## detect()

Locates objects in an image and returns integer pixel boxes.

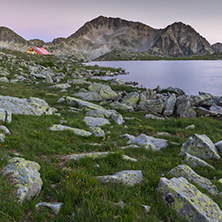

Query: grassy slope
[0,50,222,221]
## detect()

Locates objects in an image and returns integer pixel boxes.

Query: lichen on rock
[49,124,92,137]
[4,157,43,203]
[158,177,222,222]
[180,134,220,160]
[95,170,143,186]
[167,164,220,196]
[127,134,168,151]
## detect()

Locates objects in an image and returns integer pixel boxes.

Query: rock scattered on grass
[158,177,222,222]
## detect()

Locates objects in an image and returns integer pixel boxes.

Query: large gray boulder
[183,153,215,170]
[109,101,134,111]
[141,89,157,100]
[176,95,196,118]
[167,164,219,195]
[73,91,103,101]
[158,177,222,222]
[122,91,140,107]
[0,96,56,116]
[4,158,43,203]
[189,94,212,106]
[163,94,176,116]
[57,96,112,117]
[127,134,168,151]
[95,170,143,186]
[83,116,110,127]
[140,98,164,114]
[162,86,185,96]
[88,82,118,100]
[180,134,220,160]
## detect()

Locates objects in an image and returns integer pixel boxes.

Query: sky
[1,0,222,44]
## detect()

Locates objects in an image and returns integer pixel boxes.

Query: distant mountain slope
[212,43,222,53]
[0,16,221,59]
[0,26,26,44]
[150,22,214,56]
[62,16,158,59]
[52,16,214,59]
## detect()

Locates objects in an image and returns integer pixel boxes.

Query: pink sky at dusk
[1,0,222,44]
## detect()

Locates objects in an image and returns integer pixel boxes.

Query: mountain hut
[26,47,50,55]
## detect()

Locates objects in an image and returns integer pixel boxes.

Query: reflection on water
[88,60,222,96]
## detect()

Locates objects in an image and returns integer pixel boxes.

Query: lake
[87,60,222,96]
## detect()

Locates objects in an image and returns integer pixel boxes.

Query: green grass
[1,48,222,221]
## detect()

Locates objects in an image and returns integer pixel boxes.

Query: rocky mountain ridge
[0,16,221,59]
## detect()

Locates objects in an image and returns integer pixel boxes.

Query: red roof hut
[26,47,50,55]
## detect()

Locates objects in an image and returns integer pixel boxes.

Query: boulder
[95,170,143,186]
[57,96,112,117]
[176,95,196,118]
[183,153,215,170]
[4,157,43,203]
[189,94,212,106]
[127,134,168,151]
[158,177,222,222]
[0,96,56,116]
[111,78,125,85]
[140,98,164,114]
[73,91,103,101]
[111,112,124,125]
[49,124,92,137]
[88,82,118,100]
[85,110,105,118]
[140,89,157,100]
[167,164,219,195]
[122,91,140,107]
[89,126,105,137]
[138,93,147,106]
[180,134,220,160]
[109,101,134,111]
[162,86,185,96]
[163,94,176,116]
[83,116,110,127]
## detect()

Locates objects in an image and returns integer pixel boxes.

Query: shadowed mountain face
[0,16,220,59]
[0,27,26,44]
[212,43,222,53]
[63,16,158,59]
[151,22,214,56]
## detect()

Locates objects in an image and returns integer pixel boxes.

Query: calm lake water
[88,60,222,96]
